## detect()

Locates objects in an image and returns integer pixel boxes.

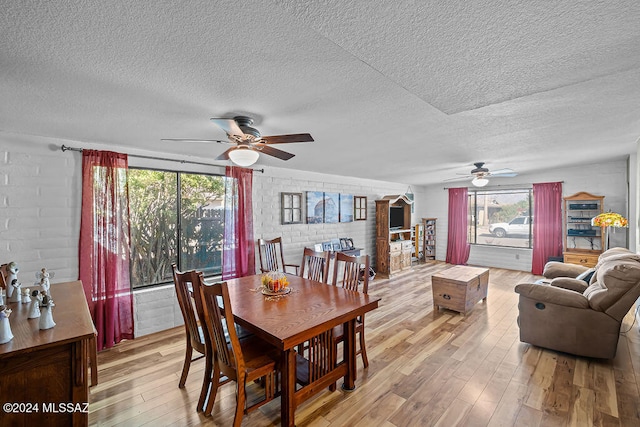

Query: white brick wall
[252,168,409,271]
[0,133,80,281]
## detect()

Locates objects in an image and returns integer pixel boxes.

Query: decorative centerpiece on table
[261,271,291,295]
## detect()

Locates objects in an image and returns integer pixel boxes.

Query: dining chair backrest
[172,264,207,358]
[258,237,285,272]
[331,252,370,294]
[199,276,243,382]
[258,237,299,274]
[299,248,330,283]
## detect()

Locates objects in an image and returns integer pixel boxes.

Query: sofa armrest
[515,283,589,309]
[542,261,590,279]
[550,277,589,293]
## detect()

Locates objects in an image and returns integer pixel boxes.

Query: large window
[128,169,226,288]
[468,189,533,248]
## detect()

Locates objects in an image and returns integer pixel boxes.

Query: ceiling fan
[447,162,518,187]
[162,116,314,167]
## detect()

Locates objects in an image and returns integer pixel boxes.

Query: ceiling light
[228,148,259,167]
[472,177,489,187]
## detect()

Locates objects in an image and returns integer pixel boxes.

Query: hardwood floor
[89,262,640,426]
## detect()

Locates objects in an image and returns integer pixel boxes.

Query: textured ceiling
[1,0,639,185]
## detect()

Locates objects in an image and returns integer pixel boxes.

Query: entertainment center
[375,195,413,278]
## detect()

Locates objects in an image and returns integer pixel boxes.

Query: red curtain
[222,166,255,279]
[531,182,563,275]
[446,187,471,265]
[79,150,134,351]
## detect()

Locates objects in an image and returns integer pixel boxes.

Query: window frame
[353,196,367,221]
[281,192,303,224]
[468,187,533,249]
[128,166,226,289]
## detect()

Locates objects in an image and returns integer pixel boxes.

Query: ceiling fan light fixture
[228,148,259,167]
[472,177,489,187]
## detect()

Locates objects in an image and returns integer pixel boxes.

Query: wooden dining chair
[299,247,330,283]
[258,237,299,274]
[330,253,371,388]
[198,276,280,424]
[172,264,217,412]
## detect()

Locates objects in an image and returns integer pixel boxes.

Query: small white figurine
[0,288,4,306]
[0,305,14,344]
[39,295,56,330]
[8,279,21,303]
[5,262,19,299]
[36,268,54,296]
[21,287,31,304]
[28,290,42,319]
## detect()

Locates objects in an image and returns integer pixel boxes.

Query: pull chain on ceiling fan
[162,115,314,167]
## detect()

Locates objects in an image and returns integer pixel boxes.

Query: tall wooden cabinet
[563,192,604,268]
[376,195,413,278]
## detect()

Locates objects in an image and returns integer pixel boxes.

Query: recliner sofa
[515,247,640,358]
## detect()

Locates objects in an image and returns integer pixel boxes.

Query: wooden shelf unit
[375,195,413,278]
[563,192,604,268]
[412,223,424,261]
[422,218,437,260]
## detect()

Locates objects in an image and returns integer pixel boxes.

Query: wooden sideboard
[0,280,95,426]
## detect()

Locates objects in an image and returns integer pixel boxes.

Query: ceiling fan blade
[261,133,314,144]
[489,168,518,177]
[444,176,470,182]
[161,138,229,144]
[210,118,244,137]
[257,144,295,160]
[215,147,235,161]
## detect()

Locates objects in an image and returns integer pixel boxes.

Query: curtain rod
[443,181,563,190]
[60,145,265,173]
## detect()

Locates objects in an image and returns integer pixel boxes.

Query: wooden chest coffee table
[432,265,489,314]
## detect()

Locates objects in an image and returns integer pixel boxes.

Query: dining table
[221,273,380,427]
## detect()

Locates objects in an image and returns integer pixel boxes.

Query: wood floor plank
[568,386,595,427]
[524,351,558,410]
[594,362,619,418]
[88,262,640,426]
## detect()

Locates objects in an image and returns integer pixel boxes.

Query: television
[389,206,405,229]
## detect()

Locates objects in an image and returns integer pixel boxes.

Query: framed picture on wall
[324,193,340,223]
[339,194,354,222]
[306,191,324,223]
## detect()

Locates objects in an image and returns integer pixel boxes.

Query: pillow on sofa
[576,268,595,284]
